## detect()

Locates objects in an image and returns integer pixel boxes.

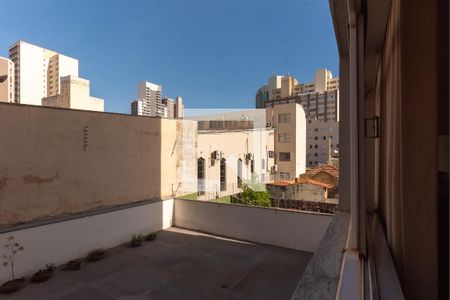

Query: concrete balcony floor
[5,227,312,300]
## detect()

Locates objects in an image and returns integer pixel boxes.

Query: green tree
[238,177,271,207]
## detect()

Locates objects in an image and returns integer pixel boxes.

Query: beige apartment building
[9,41,79,106]
[256,69,339,105]
[306,119,339,167]
[42,75,104,112]
[0,57,14,103]
[266,103,307,180]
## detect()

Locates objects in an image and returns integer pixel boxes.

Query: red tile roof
[306,164,339,178]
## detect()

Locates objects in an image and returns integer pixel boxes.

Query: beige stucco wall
[42,75,104,112]
[0,103,196,226]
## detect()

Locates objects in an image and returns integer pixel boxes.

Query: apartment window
[237,159,243,188]
[315,137,318,140]
[279,152,291,161]
[220,158,226,191]
[278,113,291,123]
[278,133,290,143]
[314,145,318,149]
[314,128,319,132]
[309,145,312,149]
[250,159,254,173]
[197,158,205,195]
[280,172,291,180]
[323,136,327,140]
[314,153,318,157]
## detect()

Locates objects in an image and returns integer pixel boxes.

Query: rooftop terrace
[5,228,312,300]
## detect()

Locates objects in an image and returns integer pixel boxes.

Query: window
[250,159,254,173]
[315,137,318,140]
[278,113,291,123]
[197,158,205,195]
[314,153,318,157]
[279,152,291,161]
[278,133,290,143]
[314,145,318,149]
[237,159,243,188]
[323,136,327,140]
[220,158,226,191]
[309,145,312,149]
[280,172,291,180]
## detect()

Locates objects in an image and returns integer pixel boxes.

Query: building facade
[42,75,104,112]
[0,57,14,103]
[197,127,275,200]
[256,69,339,122]
[266,103,307,180]
[306,119,339,167]
[8,41,78,105]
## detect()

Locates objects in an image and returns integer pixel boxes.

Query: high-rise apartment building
[162,97,175,118]
[256,69,339,122]
[131,81,184,118]
[306,119,339,167]
[8,41,78,105]
[130,81,162,117]
[0,57,14,103]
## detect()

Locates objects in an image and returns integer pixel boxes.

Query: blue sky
[0,0,338,113]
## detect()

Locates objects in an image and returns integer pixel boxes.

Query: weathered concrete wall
[174,198,332,252]
[160,118,197,198]
[267,183,327,202]
[0,103,196,226]
[0,199,174,282]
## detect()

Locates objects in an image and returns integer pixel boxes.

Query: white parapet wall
[173,199,333,253]
[0,199,174,283]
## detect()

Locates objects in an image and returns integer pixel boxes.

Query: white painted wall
[0,199,173,282]
[174,199,332,253]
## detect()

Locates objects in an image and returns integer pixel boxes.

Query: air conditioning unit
[271,165,278,173]
[266,121,272,127]
[211,150,223,161]
[245,153,254,161]
[211,150,219,160]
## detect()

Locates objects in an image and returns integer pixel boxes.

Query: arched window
[197,158,205,195]
[220,158,226,191]
[237,158,243,188]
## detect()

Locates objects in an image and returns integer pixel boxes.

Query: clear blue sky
[0,0,338,113]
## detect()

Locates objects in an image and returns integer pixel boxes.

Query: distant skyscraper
[256,68,339,121]
[130,81,163,117]
[162,97,175,118]
[0,57,14,103]
[131,81,184,119]
[175,96,184,119]
[8,40,79,105]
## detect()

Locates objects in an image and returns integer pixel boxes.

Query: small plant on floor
[87,248,106,261]
[64,259,82,271]
[145,232,157,241]
[0,236,26,294]
[31,262,56,283]
[129,234,145,247]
